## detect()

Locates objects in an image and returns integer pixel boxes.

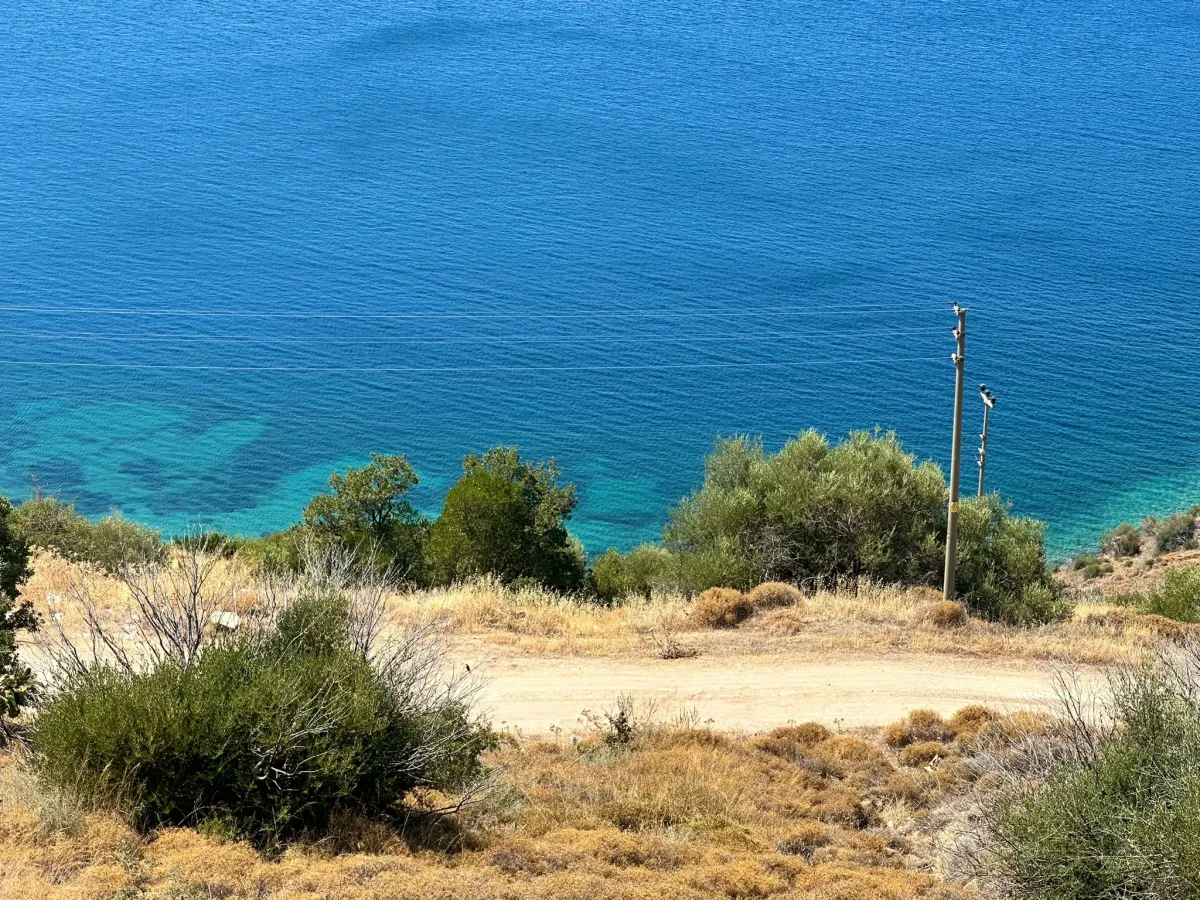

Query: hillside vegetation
[3,430,1062,626]
[5,428,1200,898]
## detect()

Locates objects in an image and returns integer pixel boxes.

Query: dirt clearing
[459,643,1091,735]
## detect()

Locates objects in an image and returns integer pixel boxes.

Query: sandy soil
[454,641,1095,735]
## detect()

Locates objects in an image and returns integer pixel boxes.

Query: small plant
[584,694,654,748]
[1140,566,1200,622]
[1102,523,1142,558]
[644,610,698,660]
[1153,513,1197,555]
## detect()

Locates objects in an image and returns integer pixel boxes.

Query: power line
[0,327,946,346]
[0,355,945,374]
[0,303,945,321]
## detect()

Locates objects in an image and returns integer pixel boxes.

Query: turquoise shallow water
[1,0,1199,559]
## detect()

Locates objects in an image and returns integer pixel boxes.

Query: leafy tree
[428,447,585,592]
[661,430,1061,622]
[665,430,945,590]
[0,496,35,721]
[953,493,1066,624]
[302,454,429,582]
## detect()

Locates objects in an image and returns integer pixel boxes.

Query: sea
[2,0,1198,560]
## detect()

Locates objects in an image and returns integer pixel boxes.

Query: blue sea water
[1,0,1198,559]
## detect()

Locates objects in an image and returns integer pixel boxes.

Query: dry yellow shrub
[692,588,754,628]
[917,601,968,629]
[755,723,831,760]
[898,741,952,768]
[909,585,944,604]
[0,708,1003,900]
[947,705,993,742]
[776,820,834,857]
[748,581,804,610]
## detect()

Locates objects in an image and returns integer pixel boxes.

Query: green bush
[662,430,1061,622]
[1141,566,1200,623]
[33,591,495,846]
[987,659,1200,898]
[0,495,35,720]
[427,447,585,592]
[1154,513,1197,555]
[664,430,946,591]
[9,496,163,573]
[953,494,1067,624]
[1102,523,1142,558]
[588,544,676,603]
[235,528,306,574]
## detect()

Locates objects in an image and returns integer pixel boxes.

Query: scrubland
[0,699,1061,900]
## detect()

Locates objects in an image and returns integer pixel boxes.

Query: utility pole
[977,384,996,497]
[943,304,967,602]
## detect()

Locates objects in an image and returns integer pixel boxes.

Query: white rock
[209,610,241,631]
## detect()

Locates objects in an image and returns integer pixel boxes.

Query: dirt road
[460,646,1092,735]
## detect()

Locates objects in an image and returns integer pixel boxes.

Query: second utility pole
[943,304,967,602]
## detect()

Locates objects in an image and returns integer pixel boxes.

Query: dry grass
[16,554,1169,668]
[0,701,1065,900]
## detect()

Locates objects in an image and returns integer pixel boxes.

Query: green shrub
[947,494,1067,625]
[236,528,305,574]
[0,495,34,721]
[589,544,676,603]
[1141,566,1200,623]
[986,659,1200,898]
[428,447,585,592]
[665,430,945,590]
[172,531,239,558]
[1073,555,1099,571]
[1103,523,1142,558]
[33,591,495,847]
[10,496,163,574]
[661,431,1060,622]
[1154,513,1197,555]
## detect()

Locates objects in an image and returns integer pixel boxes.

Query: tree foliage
[664,430,946,589]
[302,454,429,582]
[427,447,585,592]
[656,430,1062,622]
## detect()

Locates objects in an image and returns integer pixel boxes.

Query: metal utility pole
[977,384,996,497]
[943,304,967,602]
